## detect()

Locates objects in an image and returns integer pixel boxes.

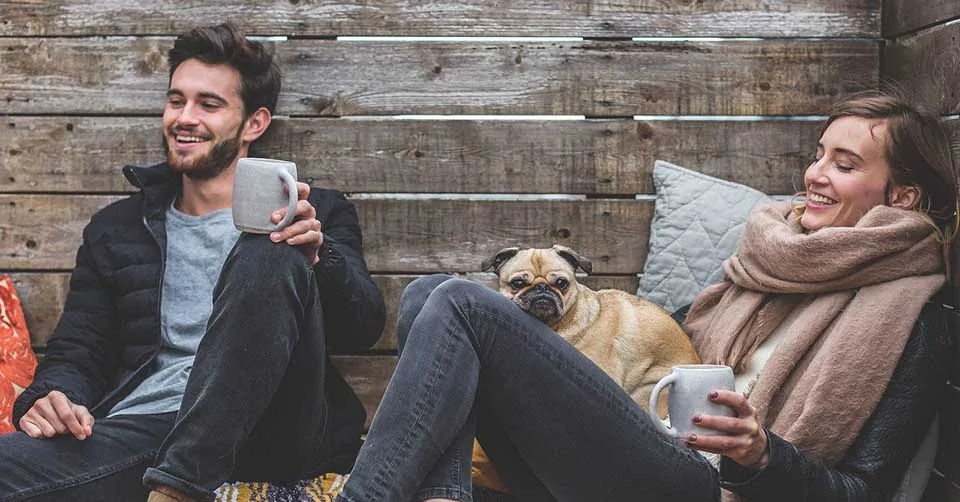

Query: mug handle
[274,169,299,231]
[648,371,677,437]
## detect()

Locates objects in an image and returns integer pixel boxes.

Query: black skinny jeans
[0,234,332,502]
[338,275,720,502]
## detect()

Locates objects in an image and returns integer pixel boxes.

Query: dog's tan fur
[482,245,701,416]
[471,245,701,493]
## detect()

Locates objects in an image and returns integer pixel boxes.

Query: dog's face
[481,245,592,326]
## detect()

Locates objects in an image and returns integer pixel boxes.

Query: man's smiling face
[161,59,247,180]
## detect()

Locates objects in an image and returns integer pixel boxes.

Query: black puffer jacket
[718,289,956,501]
[13,162,386,471]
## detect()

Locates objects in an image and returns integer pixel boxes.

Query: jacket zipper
[90,173,166,416]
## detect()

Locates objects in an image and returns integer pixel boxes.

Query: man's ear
[241,107,272,145]
[889,184,921,210]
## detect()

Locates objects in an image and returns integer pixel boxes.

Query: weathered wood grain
[883,0,960,38]
[0,0,879,38]
[0,116,815,195]
[950,119,960,177]
[0,38,879,116]
[11,272,639,350]
[0,195,652,273]
[0,195,115,270]
[329,355,396,428]
[883,22,960,116]
[8,273,71,348]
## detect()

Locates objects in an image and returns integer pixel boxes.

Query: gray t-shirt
[108,202,240,417]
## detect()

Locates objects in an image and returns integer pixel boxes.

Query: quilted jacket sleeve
[310,189,386,352]
[13,230,122,426]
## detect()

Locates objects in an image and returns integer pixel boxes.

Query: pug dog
[470,245,701,493]
[480,244,701,413]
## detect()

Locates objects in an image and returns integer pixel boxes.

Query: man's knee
[224,234,312,283]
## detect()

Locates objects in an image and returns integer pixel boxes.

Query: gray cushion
[637,160,772,313]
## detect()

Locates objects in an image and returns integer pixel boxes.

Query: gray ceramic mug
[648,364,736,438]
[232,157,299,234]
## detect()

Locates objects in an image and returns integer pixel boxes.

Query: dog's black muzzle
[519,284,563,323]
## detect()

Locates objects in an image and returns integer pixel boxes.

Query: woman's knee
[431,277,503,308]
[397,277,506,350]
[397,275,457,349]
[399,275,456,315]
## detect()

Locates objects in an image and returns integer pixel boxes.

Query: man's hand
[19,390,94,440]
[270,182,323,266]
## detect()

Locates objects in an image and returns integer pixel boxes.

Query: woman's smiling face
[801,116,896,231]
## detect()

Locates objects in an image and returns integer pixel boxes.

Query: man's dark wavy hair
[168,23,281,117]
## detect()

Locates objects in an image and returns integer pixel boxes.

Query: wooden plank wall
[884,2,960,499]
[1,1,880,426]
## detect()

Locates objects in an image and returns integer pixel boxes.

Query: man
[1,23,385,502]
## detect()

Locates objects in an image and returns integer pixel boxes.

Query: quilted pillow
[0,275,38,434]
[637,160,772,313]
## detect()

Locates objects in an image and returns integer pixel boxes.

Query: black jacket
[13,162,386,472]
[718,289,956,501]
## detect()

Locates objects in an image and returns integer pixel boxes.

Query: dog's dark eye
[555,277,569,290]
[510,278,526,289]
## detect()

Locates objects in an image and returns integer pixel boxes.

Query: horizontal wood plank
[0,0,879,38]
[0,116,815,195]
[9,273,71,348]
[0,38,879,116]
[883,22,960,115]
[0,195,652,273]
[329,355,396,428]
[883,0,960,38]
[950,120,960,176]
[11,272,639,350]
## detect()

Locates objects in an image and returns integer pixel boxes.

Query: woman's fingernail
[687,434,698,443]
[709,391,719,399]
[692,414,702,424]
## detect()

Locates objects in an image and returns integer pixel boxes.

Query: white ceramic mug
[648,364,736,438]
[232,157,299,234]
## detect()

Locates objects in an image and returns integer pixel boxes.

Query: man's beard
[163,129,242,180]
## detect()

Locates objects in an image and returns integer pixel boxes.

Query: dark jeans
[338,275,720,502]
[0,234,332,502]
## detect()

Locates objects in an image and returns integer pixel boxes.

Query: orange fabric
[0,275,38,434]
[472,440,510,494]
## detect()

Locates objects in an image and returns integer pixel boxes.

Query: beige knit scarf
[684,202,944,469]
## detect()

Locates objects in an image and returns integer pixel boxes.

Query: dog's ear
[552,245,593,274]
[481,247,521,274]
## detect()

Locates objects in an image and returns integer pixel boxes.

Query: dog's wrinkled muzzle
[518,285,563,323]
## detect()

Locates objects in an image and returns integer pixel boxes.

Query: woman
[336,92,959,502]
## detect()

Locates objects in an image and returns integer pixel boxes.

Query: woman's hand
[684,389,769,470]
